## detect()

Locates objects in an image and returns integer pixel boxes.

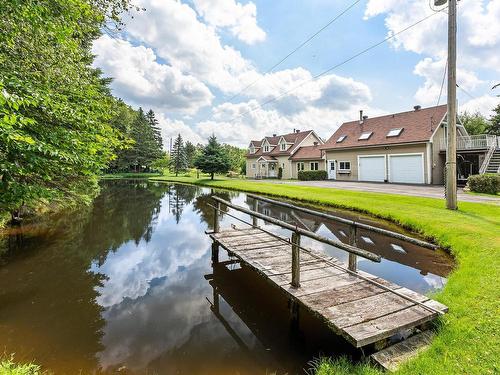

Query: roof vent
[363,115,368,120]
[414,105,421,111]
[359,110,364,124]
[296,129,300,133]
[313,141,318,146]
[273,133,277,137]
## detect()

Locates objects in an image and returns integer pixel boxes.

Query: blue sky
[92,0,500,147]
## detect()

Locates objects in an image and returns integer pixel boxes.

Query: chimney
[296,129,300,133]
[359,110,364,124]
[414,105,421,111]
[273,133,277,137]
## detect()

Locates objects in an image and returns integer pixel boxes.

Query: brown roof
[246,130,316,158]
[321,105,447,150]
[289,145,323,160]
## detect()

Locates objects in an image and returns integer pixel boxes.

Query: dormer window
[249,146,255,154]
[264,145,270,153]
[387,128,403,137]
[358,131,373,140]
[280,142,287,151]
[337,135,347,143]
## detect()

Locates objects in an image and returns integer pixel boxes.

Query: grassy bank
[100,172,162,179]
[151,175,499,375]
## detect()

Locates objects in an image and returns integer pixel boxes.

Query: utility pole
[445,0,457,210]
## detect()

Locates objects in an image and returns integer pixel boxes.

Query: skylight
[337,135,347,143]
[358,132,373,140]
[387,128,403,137]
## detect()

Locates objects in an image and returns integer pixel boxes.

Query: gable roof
[246,130,318,158]
[321,105,447,150]
[289,145,324,160]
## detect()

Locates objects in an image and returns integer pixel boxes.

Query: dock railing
[210,195,383,288]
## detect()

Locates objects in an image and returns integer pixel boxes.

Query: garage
[389,154,424,184]
[358,155,386,182]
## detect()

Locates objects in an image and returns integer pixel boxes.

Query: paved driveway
[253,179,499,204]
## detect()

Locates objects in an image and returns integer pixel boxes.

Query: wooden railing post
[348,225,358,272]
[252,199,258,227]
[291,231,301,288]
[213,201,220,233]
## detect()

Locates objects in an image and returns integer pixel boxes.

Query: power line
[436,58,447,106]
[456,84,476,100]
[229,8,447,122]
[224,0,363,103]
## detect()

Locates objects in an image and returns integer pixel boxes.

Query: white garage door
[358,156,386,182]
[389,154,424,184]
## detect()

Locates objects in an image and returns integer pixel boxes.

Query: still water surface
[0,181,453,374]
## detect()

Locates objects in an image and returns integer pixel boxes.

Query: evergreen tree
[146,109,163,151]
[194,135,231,179]
[169,134,188,176]
[185,141,197,168]
[488,104,500,135]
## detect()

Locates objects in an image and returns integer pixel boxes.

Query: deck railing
[439,134,497,151]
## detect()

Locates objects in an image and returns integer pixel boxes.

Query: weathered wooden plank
[325,291,429,329]
[344,305,438,347]
[370,331,435,372]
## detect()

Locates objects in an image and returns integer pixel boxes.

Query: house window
[337,135,347,143]
[387,128,403,137]
[249,146,255,154]
[264,145,270,152]
[280,142,287,151]
[359,131,373,140]
[338,161,351,171]
[297,162,304,171]
[310,162,319,170]
[251,163,256,169]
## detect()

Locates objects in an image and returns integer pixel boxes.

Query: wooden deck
[210,227,448,348]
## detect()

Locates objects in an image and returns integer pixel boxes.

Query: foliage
[151,175,500,375]
[169,134,188,176]
[222,144,247,173]
[467,174,499,195]
[0,357,45,375]
[298,170,328,180]
[0,0,134,219]
[194,135,231,179]
[111,107,163,172]
[278,167,283,179]
[460,111,490,135]
[489,104,500,135]
[150,152,170,172]
[184,141,201,168]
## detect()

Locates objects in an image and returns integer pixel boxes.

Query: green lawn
[100,172,163,179]
[150,175,500,375]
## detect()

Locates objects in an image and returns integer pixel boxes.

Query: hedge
[467,173,499,195]
[298,170,327,181]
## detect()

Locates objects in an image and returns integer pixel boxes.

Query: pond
[0,181,453,375]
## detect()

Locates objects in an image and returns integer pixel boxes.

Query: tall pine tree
[146,109,163,151]
[194,135,231,179]
[169,134,188,176]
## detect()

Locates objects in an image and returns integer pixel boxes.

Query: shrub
[298,170,327,181]
[467,173,499,195]
[278,167,283,179]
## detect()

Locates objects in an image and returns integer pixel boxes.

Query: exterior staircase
[485,149,500,174]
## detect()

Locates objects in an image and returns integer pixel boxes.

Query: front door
[328,160,336,179]
[269,163,276,177]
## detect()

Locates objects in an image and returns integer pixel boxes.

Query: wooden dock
[209,223,448,348]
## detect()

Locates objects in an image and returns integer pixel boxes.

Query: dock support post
[213,201,220,233]
[291,231,301,288]
[252,199,258,227]
[211,242,219,264]
[349,225,358,272]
